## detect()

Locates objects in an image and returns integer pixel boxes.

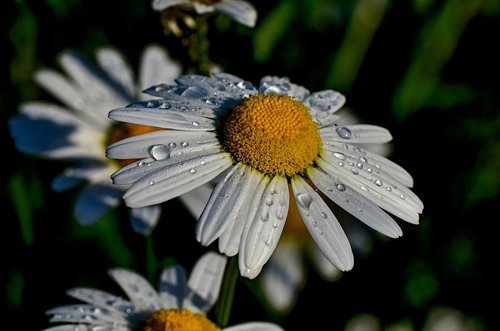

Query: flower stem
[215,256,239,328]
[145,235,158,283]
[186,15,211,75]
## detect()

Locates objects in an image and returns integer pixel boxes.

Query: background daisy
[8,44,198,234]
[42,251,284,331]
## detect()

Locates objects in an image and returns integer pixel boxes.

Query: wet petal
[139,44,181,93]
[151,0,189,11]
[196,164,258,247]
[291,177,354,271]
[46,304,126,326]
[240,175,289,273]
[321,124,393,144]
[66,287,135,316]
[123,153,232,208]
[108,105,216,131]
[224,322,285,331]
[96,47,135,99]
[108,269,161,313]
[308,167,403,238]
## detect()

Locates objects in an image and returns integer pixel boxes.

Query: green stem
[215,256,239,328]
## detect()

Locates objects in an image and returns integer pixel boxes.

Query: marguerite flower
[152,0,257,28]
[106,73,424,278]
[42,252,283,331]
[9,44,198,234]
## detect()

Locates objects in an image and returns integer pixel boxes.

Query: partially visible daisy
[9,44,193,234]
[152,0,257,32]
[106,73,424,278]
[42,252,284,331]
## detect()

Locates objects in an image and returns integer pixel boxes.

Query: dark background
[2,0,499,330]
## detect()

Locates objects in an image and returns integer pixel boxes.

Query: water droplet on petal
[296,193,313,210]
[265,197,273,206]
[149,144,170,160]
[192,121,200,127]
[400,194,406,200]
[159,102,171,109]
[261,212,269,222]
[336,183,346,191]
[336,126,352,139]
[149,180,155,186]
[338,161,344,167]
[181,141,189,147]
[169,142,177,148]
[200,160,206,165]
[190,168,197,174]
[375,179,383,186]
[333,152,346,160]
[138,161,146,167]
[321,212,328,218]
[351,168,359,175]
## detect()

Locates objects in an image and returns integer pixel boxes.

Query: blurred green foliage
[2,0,499,330]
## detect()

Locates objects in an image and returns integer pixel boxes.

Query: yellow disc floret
[221,94,321,176]
[141,308,221,331]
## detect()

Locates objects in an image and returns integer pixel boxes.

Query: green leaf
[9,173,34,246]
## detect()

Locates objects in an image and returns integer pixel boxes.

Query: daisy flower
[106,73,424,278]
[9,44,195,234]
[42,252,283,331]
[152,0,257,28]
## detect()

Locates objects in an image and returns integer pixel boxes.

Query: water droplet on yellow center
[141,308,221,331]
[106,123,161,166]
[221,94,321,176]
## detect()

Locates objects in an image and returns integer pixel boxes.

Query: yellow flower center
[141,308,221,331]
[106,123,161,167]
[221,94,321,176]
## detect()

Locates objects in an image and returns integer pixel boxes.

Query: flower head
[8,44,192,234]
[42,252,283,331]
[152,0,257,30]
[107,73,424,278]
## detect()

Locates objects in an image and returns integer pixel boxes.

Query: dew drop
[333,152,346,160]
[261,212,269,222]
[336,126,352,139]
[200,160,206,165]
[149,144,170,160]
[276,210,285,220]
[265,197,273,206]
[190,168,197,174]
[400,194,406,200]
[359,157,367,163]
[146,101,156,108]
[192,121,200,127]
[296,193,313,210]
[149,180,155,186]
[367,168,373,173]
[321,212,328,219]
[159,102,171,109]
[325,187,333,192]
[169,142,177,148]
[181,141,189,147]
[138,161,146,167]
[351,168,359,175]
[338,161,344,167]
[374,179,383,186]
[356,163,363,169]
[386,186,392,191]
[272,222,278,228]
[336,183,346,191]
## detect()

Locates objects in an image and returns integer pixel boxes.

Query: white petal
[42,325,94,331]
[184,251,227,313]
[74,183,123,225]
[321,124,393,144]
[224,322,285,331]
[193,2,215,14]
[322,138,414,187]
[158,265,187,309]
[304,90,346,127]
[213,72,259,98]
[66,287,135,315]
[123,153,232,208]
[139,44,181,93]
[215,0,258,27]
[196,164,258,247]
[308,167,403,238]
[130,205,162,235]
[46,304,126,325]
[217,169,264,256]
[106,130,219,160]
[241,176,289,272]
[52,163,112,192]
[10,102,103,160]
[108,106,216,131]
[291,177,354,271]
[151,0,189,11]
[261,242,304,311]
[318,154,422,224]
[259,76,309,100]
[96,47,135,99]
[108,269,161,312]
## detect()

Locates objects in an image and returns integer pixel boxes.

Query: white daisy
[42,251,284,331]
[8,44,194,234]
[152,0,257,28]
[106,73,424,278]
